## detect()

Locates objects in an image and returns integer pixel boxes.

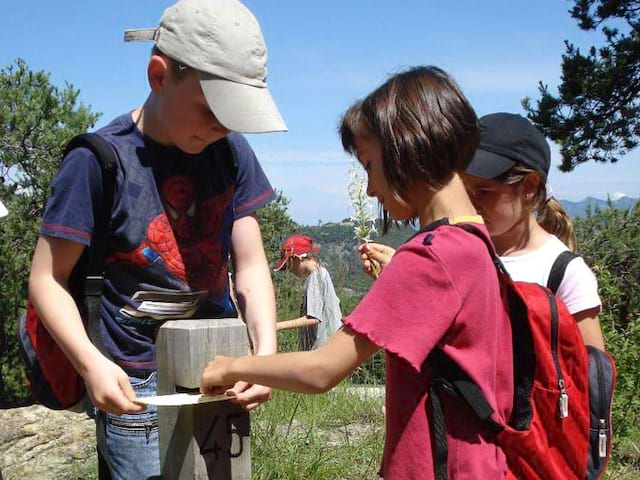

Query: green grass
[251,383,385,480]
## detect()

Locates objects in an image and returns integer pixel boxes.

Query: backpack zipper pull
[598,419,607,458]
[558,379,569,418]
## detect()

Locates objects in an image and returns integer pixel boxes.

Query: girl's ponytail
[500,166,577,252]
[537,197,577,252]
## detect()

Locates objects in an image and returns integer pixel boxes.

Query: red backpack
[425,223,616,479]
[16,133,118,409]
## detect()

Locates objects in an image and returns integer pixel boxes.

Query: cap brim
[0,200,7,218]
[466,148,516,179]
[273,256,288,272]
[199,73,287,134]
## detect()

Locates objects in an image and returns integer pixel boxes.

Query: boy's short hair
[340,66,479,197]
[125,0,287,134]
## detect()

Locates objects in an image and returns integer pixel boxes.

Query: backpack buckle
[84,275,104,297]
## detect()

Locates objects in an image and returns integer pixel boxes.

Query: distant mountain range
[298,196,637,303]
[559,196,638,218]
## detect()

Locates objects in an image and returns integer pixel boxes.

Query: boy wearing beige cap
[27,0,285,478]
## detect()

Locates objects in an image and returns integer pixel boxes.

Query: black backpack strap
[425,349,504,479]
[424,222,508,479]
[546,250,579,295]
[63,133,118,351]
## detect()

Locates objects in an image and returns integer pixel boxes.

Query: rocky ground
[0,405,96,480]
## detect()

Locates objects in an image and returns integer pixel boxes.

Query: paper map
[134,392,235,407]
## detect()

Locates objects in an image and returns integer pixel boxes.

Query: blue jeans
[95,372,160,480]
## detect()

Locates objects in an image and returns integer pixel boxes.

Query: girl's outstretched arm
[201,326,379,395]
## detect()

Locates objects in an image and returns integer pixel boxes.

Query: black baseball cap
[466,112,551,181]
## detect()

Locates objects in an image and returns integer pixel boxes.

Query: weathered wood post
[157,318,251,479]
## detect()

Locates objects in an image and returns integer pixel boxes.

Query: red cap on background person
[273,234,320,272]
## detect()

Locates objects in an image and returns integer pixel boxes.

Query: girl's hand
[201,355,237,396]
[358,242,396,278]
[226,381,272,411]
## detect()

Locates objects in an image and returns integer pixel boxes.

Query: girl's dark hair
[498,166,577,251]
[151,46,192,80]
[340,66,479,233]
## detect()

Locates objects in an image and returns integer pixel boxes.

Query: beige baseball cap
[124,0,287,133]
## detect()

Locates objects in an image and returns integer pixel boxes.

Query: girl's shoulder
[398,222,496,277]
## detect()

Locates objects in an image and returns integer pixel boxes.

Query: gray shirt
[299,265,343,350]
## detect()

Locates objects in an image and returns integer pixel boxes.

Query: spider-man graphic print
[40,114,276,375]
[108,176,233,320]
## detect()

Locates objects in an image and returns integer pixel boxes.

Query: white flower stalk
[348,163,380,278]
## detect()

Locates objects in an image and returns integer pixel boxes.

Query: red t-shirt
[344,222,514,479]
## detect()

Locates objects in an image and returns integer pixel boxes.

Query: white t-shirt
[500,234,601,315]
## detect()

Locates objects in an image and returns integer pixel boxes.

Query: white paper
[134,392,235,407]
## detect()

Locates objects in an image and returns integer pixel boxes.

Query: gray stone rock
[0,405,96,480]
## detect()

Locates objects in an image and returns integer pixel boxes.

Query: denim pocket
[106,371,158,439]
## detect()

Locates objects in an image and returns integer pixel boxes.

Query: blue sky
[3,1,639,225]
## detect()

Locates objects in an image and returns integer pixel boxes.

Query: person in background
[273,234,342,350]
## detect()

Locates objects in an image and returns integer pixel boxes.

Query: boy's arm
[276,316,319,331]
[202,326,379,394]
[28,236,143,414]
[229,213,277,409]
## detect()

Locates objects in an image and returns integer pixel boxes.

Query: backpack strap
[424,221,509,479]
[546,250,579,295]
[425,349,504,479]
[63,133,118,352]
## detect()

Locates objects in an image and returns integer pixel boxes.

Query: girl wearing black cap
[462,112,604,351]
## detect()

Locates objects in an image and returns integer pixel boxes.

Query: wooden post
[157,318,251,480]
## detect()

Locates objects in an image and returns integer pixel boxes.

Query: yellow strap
[449,215,484,225]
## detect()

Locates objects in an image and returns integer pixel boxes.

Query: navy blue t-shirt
[40,113,276,376]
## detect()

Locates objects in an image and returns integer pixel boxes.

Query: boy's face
[463,175,527,237]
[354,135,413,221]
[156,67,231,154]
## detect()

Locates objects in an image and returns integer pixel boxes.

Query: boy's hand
[358,242,396,278]
[201,355,272,411]
[83,356,145,415]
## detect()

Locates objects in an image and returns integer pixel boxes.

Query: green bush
[575,202,640,469]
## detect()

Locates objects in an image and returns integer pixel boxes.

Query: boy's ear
[147,54,171,92]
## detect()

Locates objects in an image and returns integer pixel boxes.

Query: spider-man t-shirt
[40,113,276,376]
